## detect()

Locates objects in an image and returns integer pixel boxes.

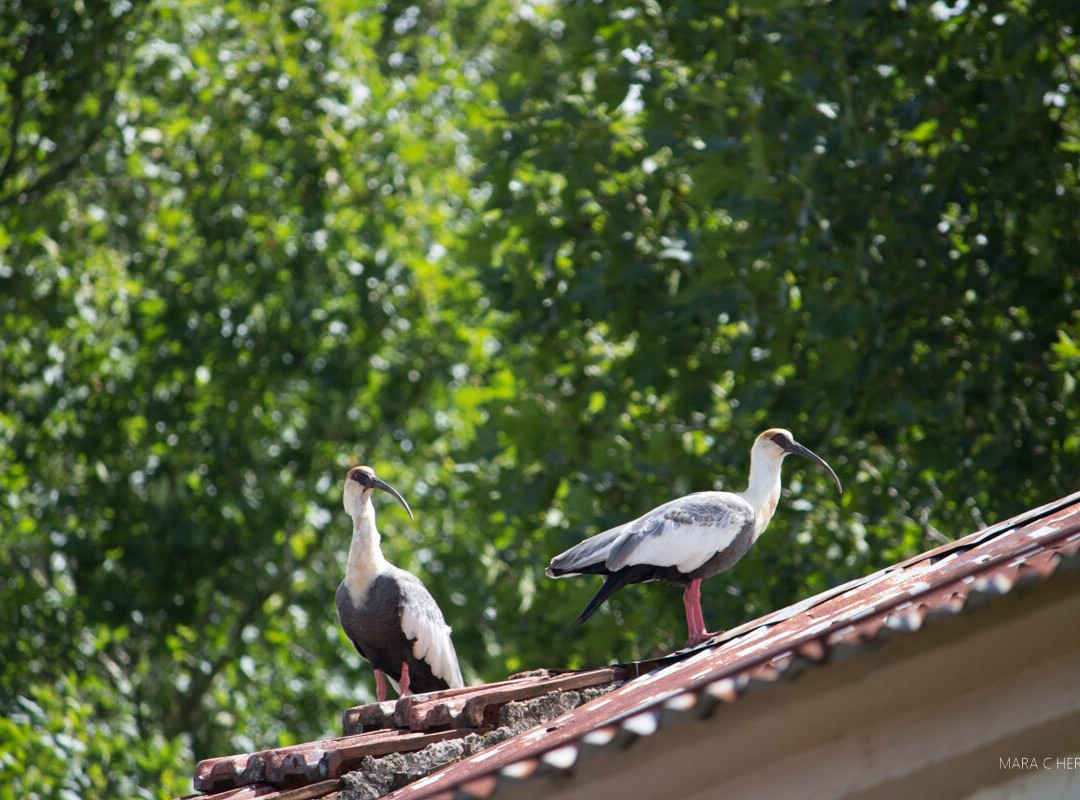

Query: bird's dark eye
[771,433,789,446]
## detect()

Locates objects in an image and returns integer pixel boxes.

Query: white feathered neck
[738,439,787,540]
[345,493,390,606]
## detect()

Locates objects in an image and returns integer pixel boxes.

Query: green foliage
[0,0,135,208]
[461,0,1080,656]
[1,0,1078,796]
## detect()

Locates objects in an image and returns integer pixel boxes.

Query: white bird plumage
[400,587,464,688]
[547,428,841,646]
[572,492,753,575]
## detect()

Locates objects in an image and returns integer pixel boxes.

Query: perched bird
[337,465,464,701]
[546,429,842,647]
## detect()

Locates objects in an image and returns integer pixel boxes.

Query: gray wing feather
[547,526,627,575]
[551,492,754,576]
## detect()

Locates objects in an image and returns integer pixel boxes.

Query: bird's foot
[685,629,723,648]
[398,661,411,697]
[374,669,388,703]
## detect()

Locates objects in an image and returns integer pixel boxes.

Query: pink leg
[690,579,707,633]
[398,661,411,697]
[374,669,388,703]
[683,583,704,643]
[683,578,722,647]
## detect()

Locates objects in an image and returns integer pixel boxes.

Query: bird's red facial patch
[348,465,376,484]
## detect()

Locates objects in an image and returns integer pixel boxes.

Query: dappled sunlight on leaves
[2,0,1079,796]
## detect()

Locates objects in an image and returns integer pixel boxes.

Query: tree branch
[0,82,120,208]
[0,29,40,194]
[171,532,326,738]
[0,4,145,209]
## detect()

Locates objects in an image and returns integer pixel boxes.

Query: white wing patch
[605,493,754,573]
[400,601,465,689]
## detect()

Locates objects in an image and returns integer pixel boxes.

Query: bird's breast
[345,563,385,609]
[753,497,779,539]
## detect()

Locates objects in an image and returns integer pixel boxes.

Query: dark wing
[336,581,370,657]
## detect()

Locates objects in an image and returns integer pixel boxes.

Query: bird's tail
[574,570,639,625]
[547,528,625,578]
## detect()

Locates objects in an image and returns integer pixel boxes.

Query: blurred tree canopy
[1,1,1077,796]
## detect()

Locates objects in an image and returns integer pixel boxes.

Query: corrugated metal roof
[182,490,1080,800]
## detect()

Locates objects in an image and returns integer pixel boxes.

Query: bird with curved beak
[547,429,842,647]
[337,465,464,701]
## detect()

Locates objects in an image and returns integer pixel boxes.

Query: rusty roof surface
[187,669,629,797]
[183,490,1080,800]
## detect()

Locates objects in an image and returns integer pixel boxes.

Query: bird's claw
[685,630,723,648]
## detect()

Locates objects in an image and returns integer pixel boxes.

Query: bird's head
[755,428,842,492]
[343,465,414,520]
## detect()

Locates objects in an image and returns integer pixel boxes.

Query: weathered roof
[182,490,1080,800]
[189,669,630,797]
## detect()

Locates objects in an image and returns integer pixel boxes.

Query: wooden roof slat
[250,779,342,800]
[341,669,620,735]
[323,728,476,777]
[187,783,279,800]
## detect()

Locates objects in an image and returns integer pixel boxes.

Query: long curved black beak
[372,476,414,520]
[787,440,843,493]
